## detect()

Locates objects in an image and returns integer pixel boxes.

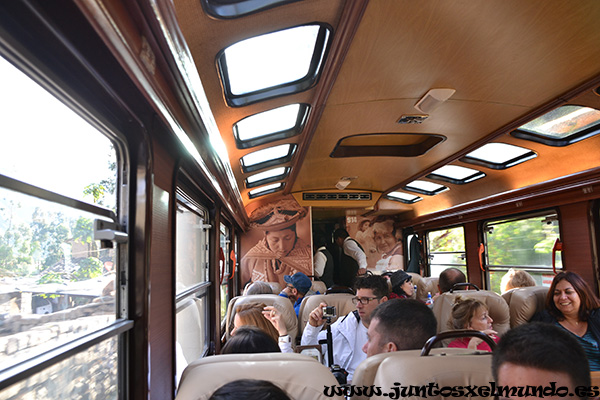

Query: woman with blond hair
[447,296,499,351]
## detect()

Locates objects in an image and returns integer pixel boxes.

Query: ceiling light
[335,176,356,190]
[414,88,456,113]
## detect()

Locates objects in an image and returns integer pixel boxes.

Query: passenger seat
[297,293,355,337]
[176,353,343,400]
[502,285,548,327]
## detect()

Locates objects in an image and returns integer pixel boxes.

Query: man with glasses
[300,274,389,382]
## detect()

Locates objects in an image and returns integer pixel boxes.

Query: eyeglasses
[351,296,381,305]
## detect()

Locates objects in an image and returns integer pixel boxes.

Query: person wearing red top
[447,296,499,351]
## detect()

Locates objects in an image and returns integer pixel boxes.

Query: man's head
[362,299,436,357]
[352,275,390,324]
[438,267,467,293]
[492,322,590,399]
[333,228,349,247]
[283,272,311,300]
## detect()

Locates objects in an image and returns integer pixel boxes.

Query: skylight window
[248,182,284,198]
[201,0,300,19]
[240,144,296,173]
[427,165,485,185]
[245,167,289,188]
[404,180,448,196]
[217,24,331,107]
[234,104,309,149]
[512,105,600,146]
[460,143,536,170]
[386,191,422,204]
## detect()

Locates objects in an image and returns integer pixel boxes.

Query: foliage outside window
[427,226,467,279]
[484,213,561,293]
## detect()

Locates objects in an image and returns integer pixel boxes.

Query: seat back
[267,281,281,294]
[408,272,427,301]
[176,353,343,400]
[311,280,327,294]
[502,285,548,327]
[352,348,494,400]
[225,294,298,340]
[298,293,356,336]
[432,289,510,335]
[423,276,439,297]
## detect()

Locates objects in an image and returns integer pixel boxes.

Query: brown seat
[224,294,298,341]
[297,293,356,337]
[432,289,510,336]
[352,348,494,400]
[175,353,343,400]
[502,285,548,327]
[423,276,439,297]
[310,280,328,294]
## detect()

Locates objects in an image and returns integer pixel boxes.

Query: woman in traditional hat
[241,199,312,288]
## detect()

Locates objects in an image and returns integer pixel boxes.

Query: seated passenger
[362,298,437,357]
[438,267,466,294]
[233,303,291,353]
[221,326,280,354]
[208,379,291,400]
[300,274,389,382]
[388,270,415,299]
[447,296,498,351]
[492,322,591,400]
[500,268,536,294]
[531,271,600,371]
[278,272,316,316]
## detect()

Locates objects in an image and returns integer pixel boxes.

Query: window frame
[460,142,537,170]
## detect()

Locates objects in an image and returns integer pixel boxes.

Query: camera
[322,305,336,318]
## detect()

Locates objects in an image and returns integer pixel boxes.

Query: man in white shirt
[300,275,389,382]
[333,228,368,287]
[313,234,334,288]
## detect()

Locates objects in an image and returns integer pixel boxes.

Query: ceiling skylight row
[217,22,332,198]
[386,104,600,205]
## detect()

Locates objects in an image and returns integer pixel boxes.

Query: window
[175,189,210,387]
[240,144,296,173]
[248,182,285,198]
[427,227,467,279]
[217,24,331,107]
[234,104,309,149]
[220,223,231,323]
[200,0,300,19]
[385,191,422,204]
[0,55,127,397]
[404,180,448,196]
[512,105,600,146]
[460,143,536,170]
[427,165,485,185]
[484,212,561,294]
[245,167,289,189]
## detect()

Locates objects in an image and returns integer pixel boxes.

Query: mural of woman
[371,216,404,271]
[241,199,312,288]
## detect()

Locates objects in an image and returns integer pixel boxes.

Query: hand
[357,268,367,275]
[308,302,327,327]
[263,305,287,336]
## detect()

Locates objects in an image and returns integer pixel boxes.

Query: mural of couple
[240,196,403,289]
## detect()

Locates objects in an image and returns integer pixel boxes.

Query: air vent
[397,114,429,124]
[302,192,372,201]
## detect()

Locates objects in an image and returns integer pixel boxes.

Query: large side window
[0,55,128,398]
[484,212,561,293]
[174,189,210,386]
[426,226,467,279]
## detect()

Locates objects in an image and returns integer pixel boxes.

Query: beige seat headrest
[267,282,281,294]
[311,280,328,294]
[225,294,298,341]
[298,293,356,336]
[408,272,427,301]
[176,353,343,400]
[352,348,494,400]
[432,290,510,336]
[502,285,548,327]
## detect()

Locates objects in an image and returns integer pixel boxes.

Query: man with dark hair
[362,299,437,357]
[209,379,291,400]
[333,228,368,287]
[438,267,467,294]
[301,274,389,382]
[492,322,591,400]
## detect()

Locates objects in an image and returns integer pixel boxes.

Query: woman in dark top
[532,271,600,370]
